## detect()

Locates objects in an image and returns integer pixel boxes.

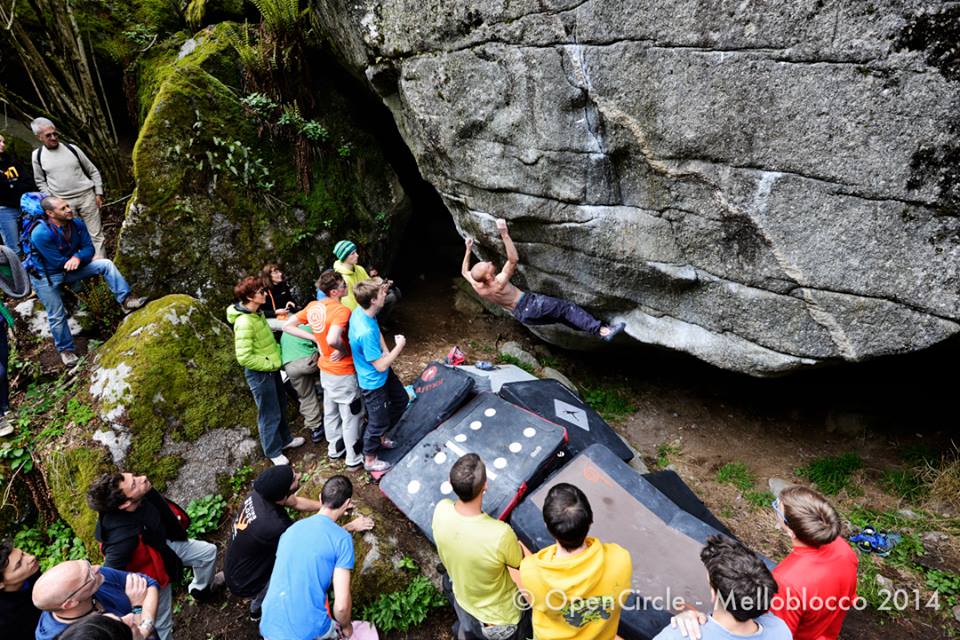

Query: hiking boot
[0,416,13,438]
[310,427,324,444]
[270,454,290,466]
[60,351,79,366]
[282,436,305,450]
[189,572,224,603]
[122,295,148,312]
[363,458,391,473]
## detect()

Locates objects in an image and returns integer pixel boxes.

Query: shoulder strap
[65,144,92,181]
[33,147,46,182]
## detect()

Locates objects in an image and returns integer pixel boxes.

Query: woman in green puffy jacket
[227,276,304,465]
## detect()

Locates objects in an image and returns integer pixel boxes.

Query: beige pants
[64,188,104,259]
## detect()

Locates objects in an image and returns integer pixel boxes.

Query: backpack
[32,143,91,182]
[18,191,52,282]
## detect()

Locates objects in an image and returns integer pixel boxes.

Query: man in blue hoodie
[28,196,146,366]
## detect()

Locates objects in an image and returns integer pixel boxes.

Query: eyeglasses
[62,563,99,603]
[771,498,789,525]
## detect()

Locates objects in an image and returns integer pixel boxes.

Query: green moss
[43,447,111,556]
[93,295,255,488]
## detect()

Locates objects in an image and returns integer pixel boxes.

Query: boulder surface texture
[314,1,960,375]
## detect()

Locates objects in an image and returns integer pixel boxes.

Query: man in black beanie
[223,465,374,621]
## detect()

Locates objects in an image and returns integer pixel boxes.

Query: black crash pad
[642,470,733,537]
[498,379,634,462]
[381,393,567,543]
[510,444,736,640]
[380,363,475,465]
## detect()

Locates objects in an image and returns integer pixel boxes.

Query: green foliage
[582,385,636,421]
[398,555,417,571]
[882,468,928,502]
[72,280,126,337]
[14,520,87,571]
[886,533,924,569]
[250,0,303,34]
[796,453,863,495]
[186,494,228,538]
[855,556,891,615]
[358,575,446,632]
[163,108,275,192]
[846,505,939,535]
[496,354,536,375]
[240,92,279,118]
[66,399,96,427]
[656,441,681,468]
[229,465,256,495]
[745,490,776,508]
[186,0,208,29]
[925,568,960,607]
[716,462,755,491]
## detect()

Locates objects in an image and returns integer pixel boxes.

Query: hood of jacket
[226,302,254,325]
[529,537,608,595]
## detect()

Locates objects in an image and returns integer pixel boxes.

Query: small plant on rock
[186,494,227,538]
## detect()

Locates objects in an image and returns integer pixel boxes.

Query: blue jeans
[29,259,132,353]
[511,291,602,335]
[244,369,292,458]
[0,206,18,250]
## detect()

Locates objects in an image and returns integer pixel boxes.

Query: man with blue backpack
[24,195,146,365]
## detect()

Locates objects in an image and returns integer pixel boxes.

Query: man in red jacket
[768,486,858,640]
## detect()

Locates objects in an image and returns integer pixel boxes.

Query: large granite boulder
[313,1,960,375]
[117,22,411,309]
[37,295,257,552]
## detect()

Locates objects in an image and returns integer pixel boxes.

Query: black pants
[360,368,406,456]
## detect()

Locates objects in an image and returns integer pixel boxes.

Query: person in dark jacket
[28,196,146,366]
[0,133,32,249]
[259,263,298,331]
[0,540,41,640]
[87,472,224,640]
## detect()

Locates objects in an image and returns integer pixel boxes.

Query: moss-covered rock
[117,21,411,309]
[36,294,258,553]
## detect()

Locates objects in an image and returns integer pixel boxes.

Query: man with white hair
[32,559,159,640]
[30,118,107,258]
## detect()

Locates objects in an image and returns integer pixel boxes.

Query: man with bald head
[27,196,146,366]
[462,218,625,341]
[32,560,158,640]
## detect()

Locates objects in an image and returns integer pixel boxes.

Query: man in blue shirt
[260,475,371,640]
[28,196,146,366]
[347,278,407,473]
[32,560,159,640]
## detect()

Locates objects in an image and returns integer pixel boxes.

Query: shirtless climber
[462,218,625,341]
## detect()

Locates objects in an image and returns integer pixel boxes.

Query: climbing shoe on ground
[60,351,79,366]
[310,427,324,444]
[601,322,626,342]
[270,454,289,466]
[283,436,305,450]
[363,458,391,473]
[122,295,148,312]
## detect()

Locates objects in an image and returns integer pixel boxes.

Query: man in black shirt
[224,465,373,621]
[87,472,223,640]
[0,540,41,640]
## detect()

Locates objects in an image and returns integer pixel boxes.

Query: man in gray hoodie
[31,118,106,259]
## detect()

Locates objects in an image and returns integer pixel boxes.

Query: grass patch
[496,354,537,375]
[882,468,929,502]
[745,490,776,509]
[655,441,681,469]
[796,452,863,495]
[583,385,637,421]
[716,462,755,491]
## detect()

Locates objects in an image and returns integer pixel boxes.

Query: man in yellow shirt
[432,454,530,640]
[520,483,632,640]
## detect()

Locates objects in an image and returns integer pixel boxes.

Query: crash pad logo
[559,594,614,627]
[554,399,589,431]
[421,365,438,382]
